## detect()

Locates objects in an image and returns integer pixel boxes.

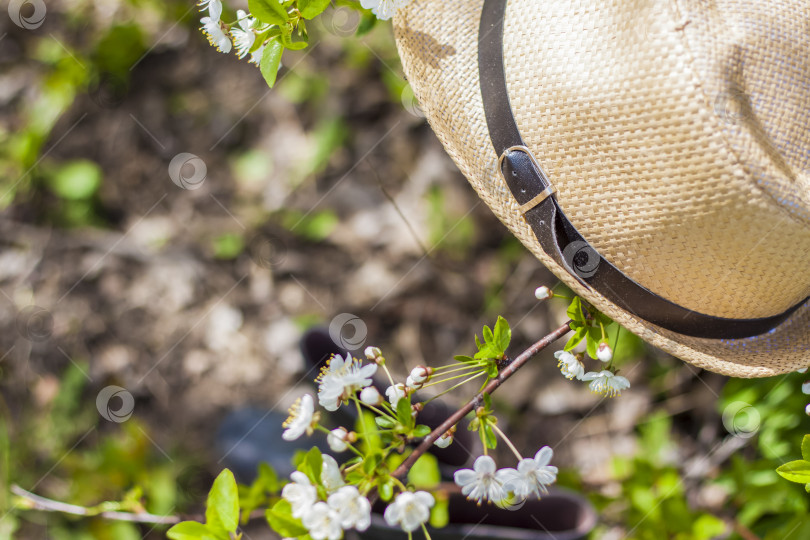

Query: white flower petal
[534,446,553,466]
[474,455,497,474]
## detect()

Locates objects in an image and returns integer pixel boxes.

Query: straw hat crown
[395,0,810,377]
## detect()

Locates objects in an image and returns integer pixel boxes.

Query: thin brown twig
[391,320,572,480]
[11,484,269,526]
[11,484,180,525]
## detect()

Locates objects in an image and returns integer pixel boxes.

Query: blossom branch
[10,484,181,525]
[391,320,572,480]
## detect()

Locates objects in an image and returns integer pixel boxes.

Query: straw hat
[393,0,810,377]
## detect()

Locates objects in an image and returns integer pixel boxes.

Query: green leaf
[776,460,810,483]
[167,521,211,540]
[802,434,810,461]
[564,326,587,352]
[483,393,492,411]
[430,495,449,528]
[266,500,308,538]
[356,12,377,36]
[691,514,727,540]
[493,316,511,353]
[248,0,289,25]
[566,297,585,323]
[485,362,499,378]
[482,324,494,344]
[473,346,491,360]
[408,453,441,488]
[375,416,395,429]
[396,394,413,429]
[586,326,601,359]
[413,424,431,438]
[468,417,480,431]
[377,478,394,501]
[303,446,323,483]
[48,159,102,200]
[482,424,497,449]
[299,0,331,19]
[212,233,245,260]
[259,39,284,88]
[205,469,240,533]
[363,452,382,475]
[474,334,484,351]
[257,462,279,493]
[453,355,475,363]
[280,27,308,50]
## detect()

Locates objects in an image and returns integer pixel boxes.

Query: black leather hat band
[478,0,807,339]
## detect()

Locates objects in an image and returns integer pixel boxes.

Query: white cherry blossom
[360,386,382,405]
[453,455,509,503]
[302,501,342,540]
[231,10,256,59]
[385,383,407,407]
[327,486,372,531]
[282,394,315,441]
[321,454,345,494]
[534,286,552,300]
[554,350,584,380]
[328,427,349,452]
[359,0,410,21]
[499,446,558,500]
[281,471,317,520]
[200,16,231,53]
[581,370,630,397]
[384,490,434,532]
[596,342,613,363]
[434,433,453,448]
[318,353,378,411]
[198,0,222,21]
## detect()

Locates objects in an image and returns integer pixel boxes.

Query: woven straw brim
[394,0,810,377]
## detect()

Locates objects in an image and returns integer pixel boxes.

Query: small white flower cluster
[282,455,372,540]
[198,0,267,65]
[554,350,630,397]
[360,0,411,21]
[317,352,378,411]
[454,448,558,505]
[370,351,453,449]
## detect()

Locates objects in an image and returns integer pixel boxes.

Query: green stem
[423,372,486,406]
[432,361,487,373]
[422,522,433,540]
[381,363,396,388]
[421,369,485,389]
[490,422,523,461]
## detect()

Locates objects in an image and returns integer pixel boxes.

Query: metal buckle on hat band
[497,145,557,214]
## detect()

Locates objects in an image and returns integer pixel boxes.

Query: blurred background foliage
[0,0,808,539]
